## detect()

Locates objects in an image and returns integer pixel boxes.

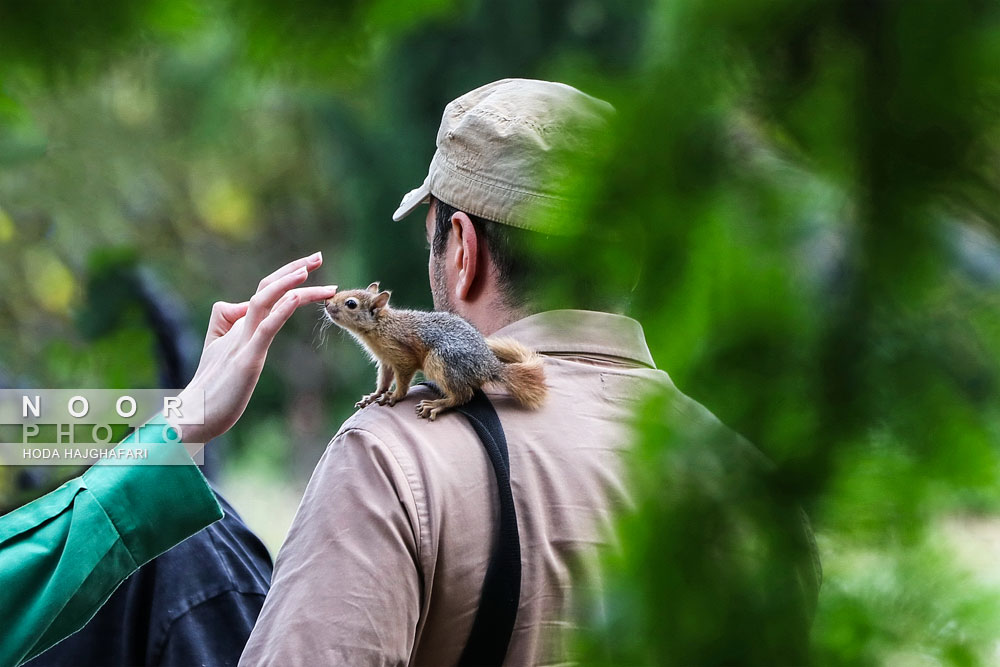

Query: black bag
[429,386,521,667]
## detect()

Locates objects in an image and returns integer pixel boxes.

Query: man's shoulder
[328,384,478,470]
[334,384,444,440]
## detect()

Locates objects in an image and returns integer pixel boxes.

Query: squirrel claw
[415,400,438,420]
[377,393,400,407]
[356,392,385,409]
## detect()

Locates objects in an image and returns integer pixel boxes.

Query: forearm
[0,414,221,667]
[0,252,332,667]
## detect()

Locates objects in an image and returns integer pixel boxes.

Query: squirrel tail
[487,337,548,409]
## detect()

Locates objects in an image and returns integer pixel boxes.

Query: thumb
[206,301,250,343]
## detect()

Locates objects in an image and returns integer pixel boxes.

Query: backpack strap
[422,383,521,667]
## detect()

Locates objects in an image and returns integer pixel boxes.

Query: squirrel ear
[366,282,380,293]
[372,290,391,311]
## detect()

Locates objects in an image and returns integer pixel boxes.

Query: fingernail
[309,252,322,264]
[296,267,308,277]
[326,285,338,292]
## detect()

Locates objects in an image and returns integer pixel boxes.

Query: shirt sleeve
[239,428,422,667]
[0,414,223,667]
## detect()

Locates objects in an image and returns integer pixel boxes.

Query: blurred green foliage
[2,0,1000,663]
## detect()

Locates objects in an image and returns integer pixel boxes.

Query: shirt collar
[491,309,656,369]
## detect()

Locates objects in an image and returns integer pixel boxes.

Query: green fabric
[0,414,223,667]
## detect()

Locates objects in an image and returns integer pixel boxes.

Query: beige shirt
[240,310,670,666]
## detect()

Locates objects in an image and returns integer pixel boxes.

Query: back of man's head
[394,79,634,314]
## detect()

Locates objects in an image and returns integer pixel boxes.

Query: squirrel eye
[345,299,358,310]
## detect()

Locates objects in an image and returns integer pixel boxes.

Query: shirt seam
[0,478,87,546]
[488,310,657,367]
[334,426,426,576]
[24,495,136,662]
[88,487,140,572]
[538,350,656,369]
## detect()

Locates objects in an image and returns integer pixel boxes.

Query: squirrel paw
[356,391,385,409]
[415,400,441,421]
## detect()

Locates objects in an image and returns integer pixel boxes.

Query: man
[239,79,654,666]
[242,79,817,665]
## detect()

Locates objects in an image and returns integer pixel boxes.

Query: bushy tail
[487,337,548,409]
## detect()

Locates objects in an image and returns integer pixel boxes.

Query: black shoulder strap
[423,384,521,667]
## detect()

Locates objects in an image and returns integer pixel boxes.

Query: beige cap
[392,78,615,232]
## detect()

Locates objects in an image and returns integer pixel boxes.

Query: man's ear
[451,212,479,301]
[366,281,380,293]
[372,290,391,311]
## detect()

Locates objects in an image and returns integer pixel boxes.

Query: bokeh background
[3,0,1000,664]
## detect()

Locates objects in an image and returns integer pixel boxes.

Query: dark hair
[432,198,536,309]
[431,197,637,313]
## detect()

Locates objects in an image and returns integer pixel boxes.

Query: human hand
[168,252,337,445]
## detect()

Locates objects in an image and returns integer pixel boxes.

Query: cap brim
[392,181,431,222]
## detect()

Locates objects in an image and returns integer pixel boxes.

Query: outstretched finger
[248,292,301,358]
[255,252,323,293]
[244,267,310,335]
[248,285,335,357]
[280,284,338,306]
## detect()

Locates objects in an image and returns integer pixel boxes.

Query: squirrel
[323,282,547,420]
